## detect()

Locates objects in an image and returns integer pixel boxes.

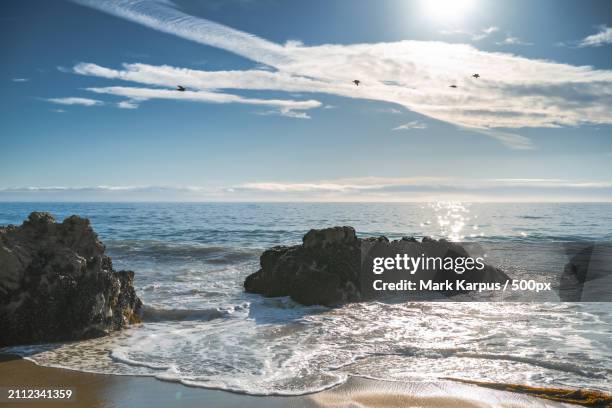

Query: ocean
[1,202,611,395]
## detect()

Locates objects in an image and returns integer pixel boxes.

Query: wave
[106,240,262,263]
[8,349,612,400]
[141,304,248,322]
[111,349,175,371]
[456,352,610,379]
[5,329,611,396]
[331,346,609,380]
[175,375,348,397]
[139,284,228,297]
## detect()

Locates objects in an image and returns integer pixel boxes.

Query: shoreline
[2,353,610,408]
[0,353,304,408]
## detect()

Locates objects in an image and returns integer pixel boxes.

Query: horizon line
[1,200,611,204]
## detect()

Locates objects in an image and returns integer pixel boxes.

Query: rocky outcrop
[244,226,509,306]
[245,227,362,306]
[559,243,612,301]
[0,212,142,347]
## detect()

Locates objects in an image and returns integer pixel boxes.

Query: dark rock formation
[559,243,612,301]
[245,226,509,306]
[0,212,142,347]
[245,227,362,306]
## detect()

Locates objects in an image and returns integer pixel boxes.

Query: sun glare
[420,0,477,22]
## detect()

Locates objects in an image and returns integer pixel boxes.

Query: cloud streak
[255,108,312,119]
[579,25,612,47]
[439,26,499,41]
[2,177,611,202]
[232,177,612,193]
[73,0,287,66]
[496,35,532,46]
[86,86,321,111]
[117,100,139,109]
[393,120,427,131]
[46,97,103,106]
[474,26,499,40]
[459,126,534,150]
[67,0,612,149]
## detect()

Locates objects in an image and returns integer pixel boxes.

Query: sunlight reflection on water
[432,202,473,241]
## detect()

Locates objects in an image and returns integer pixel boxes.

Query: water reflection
[431,202,476,241]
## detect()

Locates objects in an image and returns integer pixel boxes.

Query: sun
[420,0,477,23]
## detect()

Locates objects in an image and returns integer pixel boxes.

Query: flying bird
[353,80,361,86]
[472,73,480,78]
[449,85,458,88]
[176,85,186,91]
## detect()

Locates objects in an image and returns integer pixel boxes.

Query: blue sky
[1,0,611,201]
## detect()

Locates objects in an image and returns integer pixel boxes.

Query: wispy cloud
[46,94,143,110]
[67,0,612,149]
[12,78,29,82]
[370,107,403,114]
[578,25,612,47]
[472,26,499,41]
[72,0,288,67]
[496,35,532,46]
[393,120,427,131]
[2,177,611,202]
[233,177,612,192]
[440,26,499,41]
[86,86,321,112]
[45,97,103,106]
[459,126,534,150]
[226,177,612,201]
[256,107,312,119]
[117,100,139,109]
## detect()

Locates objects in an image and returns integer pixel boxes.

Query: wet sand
[0,354,308,408]
[1,353,606,408]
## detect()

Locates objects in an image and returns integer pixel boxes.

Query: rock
[361,237,509,299]
[245,227,361,306]
[244,226,509,306]
[303,226,358,248]
[0,212,142,347]
[559,243,612,301]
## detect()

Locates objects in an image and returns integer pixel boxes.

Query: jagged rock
[244,226,509,306]
[0,212,142,347]
[245,226,361,306]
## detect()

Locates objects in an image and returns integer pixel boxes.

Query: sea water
[1,202,611,395]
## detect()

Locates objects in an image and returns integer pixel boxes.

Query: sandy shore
[0,354,306,408]
[1,353,608,408]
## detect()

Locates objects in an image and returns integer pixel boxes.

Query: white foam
[5,301,611,395]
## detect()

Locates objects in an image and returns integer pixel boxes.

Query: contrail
[72,0,289,66]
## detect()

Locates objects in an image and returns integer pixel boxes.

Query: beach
[4,353,609,408]
[1,203,611,407]
[0,353,305,408]
[3,0,612,405]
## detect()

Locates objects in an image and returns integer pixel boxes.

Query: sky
[1,0,611,202]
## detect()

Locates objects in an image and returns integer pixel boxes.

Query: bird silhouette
[472,73,480,78]
[176,85,186,91]
[449,85,458,88]
[353,80,361,86]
